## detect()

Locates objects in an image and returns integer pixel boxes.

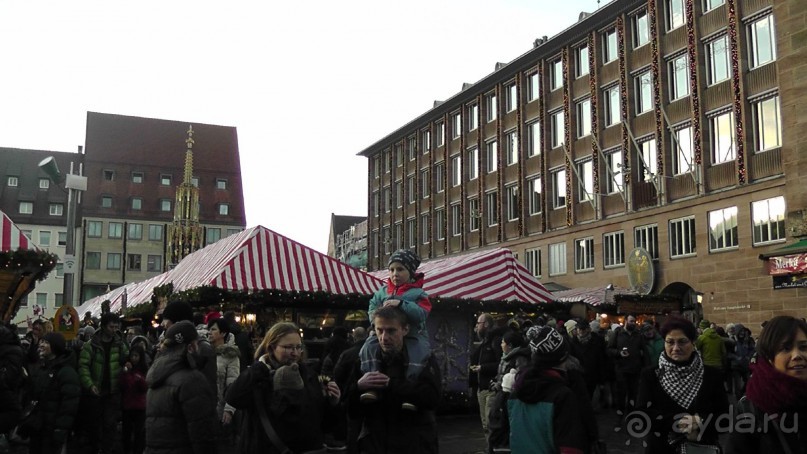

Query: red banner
[767,253,807,276]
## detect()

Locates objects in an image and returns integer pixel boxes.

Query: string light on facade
[617,16,631,187]
[727,0,746,184]
[562,47,573,227]
[685,0,703,166]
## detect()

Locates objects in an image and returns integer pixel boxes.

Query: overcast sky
[0,0,601,253]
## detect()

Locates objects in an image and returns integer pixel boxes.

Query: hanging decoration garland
[537,64,548,234]
[562,48,573,227]
[496,84,505,244]
[0,249,58,282]
[726,0,746,184]
[516,74,524,237]
[443,113,450,256]
[588,33,600,208]
[617,16,631,192]
[474,94,483,249]
[685,0,703,167]
[649,0,666,184]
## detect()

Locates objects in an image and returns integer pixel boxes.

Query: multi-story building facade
[79,112,247,301]
[328,214,368,269]
[359,0,804,328]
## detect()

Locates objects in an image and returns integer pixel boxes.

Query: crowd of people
[0,248,804,454]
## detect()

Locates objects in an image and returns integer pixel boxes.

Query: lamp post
[39,157,87,308]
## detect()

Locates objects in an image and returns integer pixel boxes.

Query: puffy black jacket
[0,326,24,433]
[145,347,218,454]
[471,327,505,389]
[29,351,81,443]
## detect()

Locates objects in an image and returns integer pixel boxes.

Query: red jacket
[120,369,147,410]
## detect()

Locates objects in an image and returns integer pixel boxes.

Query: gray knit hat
[273,363,304,391]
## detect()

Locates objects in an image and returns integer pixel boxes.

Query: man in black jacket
[222,311,253,372]
[161,302,217,399]
[346,306,440,454]
[607,315,645,412]
[470,313,503,438]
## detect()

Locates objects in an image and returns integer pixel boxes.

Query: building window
[407,218,416,248]
[754,96,782,152]
[505,185,519,221]
[550,60,563,91]
[87,221,102,238]
[39,178,50,189]
[395,144,403,167]
[670,216,697,258]
[505,130,519,166]
[382,186,390,213]
[469,198,480,232]
[7,176,18,187]
[752,196,786,245]
[420,169,430,198]
[525,248,541,277]
[36,293,47,309]
[381,227,391,254]
[55,293,63,307]
[527,176,542,215]
[132,172,144,183]
[219,204,229,216]
[371,191,380,217]
[452,112,462,139]
[673,126,694,174]
[711,111,736,164]
[527,121,541,157]
[486,141,498,173]
[451,155,462,187]
[39,231,51,247]
[575,45,589,78]
[382,150,391,174]
[435,210,446,240]
[103,170,115,181]
[107,253,122,270]
[49,203,64,216]
[468,105,479,131]
[486,191,499,227]
[422,130,431,153]
[435,163,445,193]
[148,224,163,241]
[395,181,402,208]
[160,174,172,186]
[749,15,777,69]
[634,10,650,48]
[577,160,594,202]
[669,54,689,100]
[550,110,564,148]
[147,255,162,272]
[86,252,101,269]
[215,178,227,190]
[707,36,730,85]
[576,98,592,138]
[436,122,445,146]
[603,28,618,63]
[636,71,653,114]
[575,237,595,272]
[486,94,497,122]
[527,73,540,101]
[108,222,123,239]
[128,223,143,240]
[421,215,430,244]
[206,228,221,244]
[408,137,417,161]
[709,206,738,251]
[552,169,566,209]
[227,229,240,237]
[58,232,66,246]
[704,0,725,11]
[549,242,567,276]
[160,199,172,212]
[604,231,625,268]
[407,176,416,203]
[101,196,112,208]
[393,223,402,249]
[635,223,659,259]
[505,83,518,112]
[667,0,685,31]
[127,254,142,271]
[606,150,624,194]
[451,204,461,237]
[639,140,657,182]
[468,148,479,181]
[604,85,621,127]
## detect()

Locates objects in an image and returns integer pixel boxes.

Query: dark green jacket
[31,351,81,440]
[78,331,128,394]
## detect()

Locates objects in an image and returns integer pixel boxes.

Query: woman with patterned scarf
[725,316,807,454]
[636,317,728,454]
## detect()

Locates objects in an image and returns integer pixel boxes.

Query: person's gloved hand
[501,368,517,393]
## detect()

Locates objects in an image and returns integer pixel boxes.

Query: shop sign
[627,247,654,295]
[767,253,807,276]
[773,274,807,289]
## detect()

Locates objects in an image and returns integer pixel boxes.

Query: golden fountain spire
[167,125,203,267]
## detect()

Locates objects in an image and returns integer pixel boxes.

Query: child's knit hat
[273,363,304,391]
[388,249,421,277]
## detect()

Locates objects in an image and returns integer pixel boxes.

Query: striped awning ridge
[553,286,637,306]
[0,209,36,252]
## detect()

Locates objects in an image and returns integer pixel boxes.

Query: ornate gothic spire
[167,125,203,267]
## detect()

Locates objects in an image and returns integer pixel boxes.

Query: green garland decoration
[0,249,58,282]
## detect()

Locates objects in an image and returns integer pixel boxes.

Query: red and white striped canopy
[553,286,636,306]
[372,248,554,304]
[78,226,383,315]
[0,209,36,252]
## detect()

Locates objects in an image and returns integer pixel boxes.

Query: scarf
[656,351,704,410]
[745,354,807,416]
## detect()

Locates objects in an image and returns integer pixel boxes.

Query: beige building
[358,0,806,329]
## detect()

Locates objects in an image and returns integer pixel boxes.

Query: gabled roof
[78,225,383,315]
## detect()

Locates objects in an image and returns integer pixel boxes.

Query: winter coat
[0,325,24,433]
[636,359,729,454]
[696,328,726,369]
[28,351,81,444]
[345,353,441,454]
[196,338,219,399]
[79,331,128,395]
[508,367,587,454]
[607,326,646,374]
[570,333,608,387]
[725,397,807,454]
[488,347,531,451]
[145,347,218,454]
[471,327,505,389]
[729,338,754,371]
[226,358,332,454]
[214,339,240,418]
[493,346,531,390]
[121,367,148,411]
[227,322,253,372]
[644,335,665,368]
[368,273,431,341]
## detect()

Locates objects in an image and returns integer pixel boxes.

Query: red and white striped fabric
[553,286,636,306]
[372,248,554,304]
[78,226,383,315]
[0,209,36,252]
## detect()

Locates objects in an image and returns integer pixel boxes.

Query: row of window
[371,12,777,178]
[7,173,230,190]
[84,220,241,244]
[19,292,63,309]
[19,230,68,248]
[85,252,163,272]
[16,202,64,216]
[97,196,231,215]
[520,196,786,277]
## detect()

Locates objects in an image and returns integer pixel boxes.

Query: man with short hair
[470,312,504,438]
[161,302,217,397]
[347,306,440,453]
[607,315,645,412]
